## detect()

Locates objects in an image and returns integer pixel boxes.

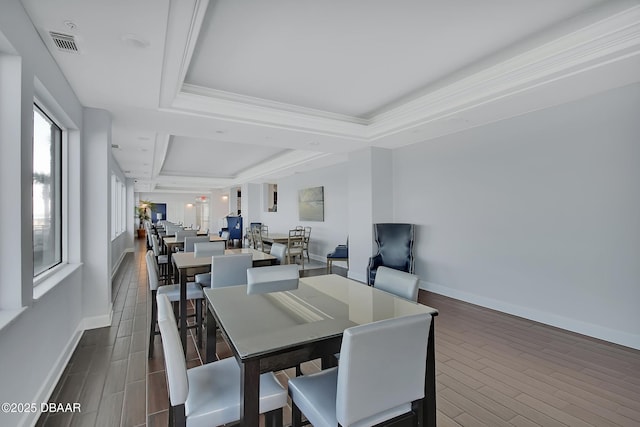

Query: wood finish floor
[37,240,640,426]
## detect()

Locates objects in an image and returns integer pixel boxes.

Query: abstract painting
[298,186,324,221]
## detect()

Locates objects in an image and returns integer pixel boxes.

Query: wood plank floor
[37,239,640,426]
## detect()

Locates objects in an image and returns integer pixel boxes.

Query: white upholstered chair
[156,294,287,427]
[288,313,432,427]
[184,235,210,252]
[151,234,169,283]
[174,230,198,252]
[246,264,299,295]
[269,243,287,265]
[193,242,227,287]
[210,253,253,288]
[373,266,420,302]
[145,250,204,358]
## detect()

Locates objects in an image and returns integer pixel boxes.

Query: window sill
[33,262,82,301]
[0,263,82,333]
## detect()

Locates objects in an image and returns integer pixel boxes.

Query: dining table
[204,273,439,427]
[171,248,277,355]
[164,234,227,280]
[259,233,290,245]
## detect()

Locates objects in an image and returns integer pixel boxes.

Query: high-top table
[164,235,227,280]
[172,248,277,354]
[204,274,439,427]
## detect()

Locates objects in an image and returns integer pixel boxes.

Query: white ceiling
[20,0,640,194]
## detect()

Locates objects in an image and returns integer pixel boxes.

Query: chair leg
[265,407,283,427]
[196,299,203,349]
[291,400,302,427]
[148,290,157,359]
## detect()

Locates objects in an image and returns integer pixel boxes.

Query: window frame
[32,101,66,283]
[111,173,127,241]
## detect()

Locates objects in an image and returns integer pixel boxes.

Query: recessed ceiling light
[121,34,150,49]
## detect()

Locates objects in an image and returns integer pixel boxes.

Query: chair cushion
[327,246,348,258]
[186,358,287,427]
[157,282,204,301]
[195,273,211,287]
[288,367,338,427]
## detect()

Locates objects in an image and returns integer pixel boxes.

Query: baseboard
[421,280,640,351]
[81,307,113,330]
[23,326,83,427]
[111,247,134,280]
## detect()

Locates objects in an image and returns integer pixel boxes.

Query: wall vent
[49,31,79,53]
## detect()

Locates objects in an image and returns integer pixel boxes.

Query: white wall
[0,2,87,425]
[393,83,640,349]
[255,163,349,261]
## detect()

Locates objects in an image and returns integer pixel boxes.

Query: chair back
[269,243,287,264]
[165,225,183,236]
[252,227,266,251]
[336,313,431,426]
[194,241,225,258]
[184,235,210,252]
[146,223,154,247]
[373,223,414,272]
[246,265,299,294]
[175,229,197,243]
[374,266,420,302]
[145,250,160,291]
[156,294,189,406]
[287,229,304,252]
[211,253,253,288]
[151,234,162,257]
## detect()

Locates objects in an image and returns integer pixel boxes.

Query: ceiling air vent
[49,31,79,53]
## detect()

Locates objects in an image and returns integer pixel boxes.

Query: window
[33,105,62,277]
[111,174,126,240]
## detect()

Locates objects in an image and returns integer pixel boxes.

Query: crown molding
[367,5,640,140]
[167,5,640,144]
[147,150,328,190]
[171,87,368,139]
[181,84,368,125]
[159,0,210,108]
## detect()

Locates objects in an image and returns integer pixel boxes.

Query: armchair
[367,223,415,285]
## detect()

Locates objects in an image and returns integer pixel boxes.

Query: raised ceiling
[20,0,640,193]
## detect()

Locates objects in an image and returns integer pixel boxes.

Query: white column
[347,147,393,282]
[81,108,112,321]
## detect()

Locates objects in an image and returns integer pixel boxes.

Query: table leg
[205,303,217,363]
[424,319,436,427]
[167,244,174,282]
[240,359,260,427]
[179,267,187,356]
